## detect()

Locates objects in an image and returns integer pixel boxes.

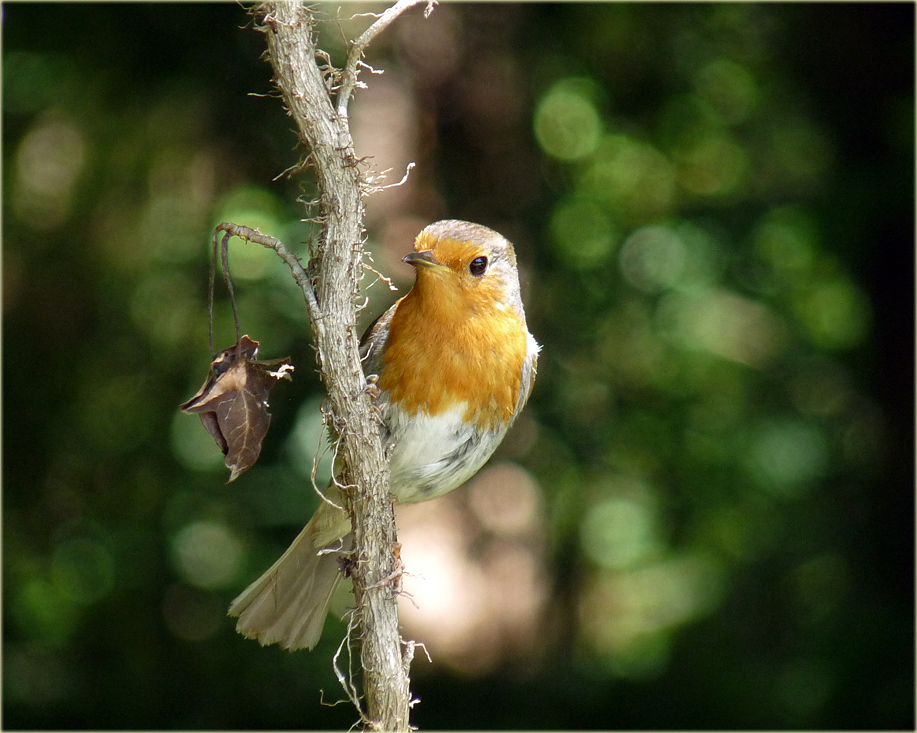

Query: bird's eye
[469,256,488,277]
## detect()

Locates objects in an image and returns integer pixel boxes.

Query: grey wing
[512,332,540,422]
[359,303,397,378]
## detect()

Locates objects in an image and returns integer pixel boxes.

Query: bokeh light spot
[581,134,676,223]
[4,644,70,705]
[138,195,204,265]
[397,503,487,649]
[14,117,87,229]
[675,131,748,197]
[753,206,819,286]
[130,273,201,350]
[763,114,833,193]
[578,554,724,676]
[747,420,829,496]
[171,520,244,589]
[51,537,115,605]
[619,224,687,293]
[669,220,727,288]
[534,78,603,161]
[694,58,759,125]
[12,578,81,647]
[468,462,541,536]
[581,494,661,570]
[549,197,619,269]
[795,276,870,350]
[657,288,787,367]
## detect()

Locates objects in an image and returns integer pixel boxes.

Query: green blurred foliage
[3,2,913,730]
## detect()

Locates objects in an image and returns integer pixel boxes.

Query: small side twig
[333,610,367,724]
[219,232,243,350]
[335,0,433,122]
[206,228,244,356]
[212,222,322,328]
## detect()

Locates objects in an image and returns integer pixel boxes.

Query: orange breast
[379,279,528,432]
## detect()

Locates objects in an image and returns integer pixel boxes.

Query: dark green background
[3,2,913,729]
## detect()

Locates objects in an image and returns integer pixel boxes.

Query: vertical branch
[252,2,423,730]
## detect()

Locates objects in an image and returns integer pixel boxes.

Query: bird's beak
[403,250,446,270]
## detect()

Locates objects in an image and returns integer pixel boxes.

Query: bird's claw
[365,374,382,403]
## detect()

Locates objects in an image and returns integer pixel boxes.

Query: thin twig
[208,228,218,356]
[333,610,367,723]
[386,161,415,189]
[219,231,243,352]
[335,0,431,121]
[213,221,321,326]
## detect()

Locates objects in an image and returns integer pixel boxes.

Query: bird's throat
[379,281,528,431]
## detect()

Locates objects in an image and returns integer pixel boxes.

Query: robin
[228,220,540,650]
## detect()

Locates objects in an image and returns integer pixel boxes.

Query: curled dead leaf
[180,335,293,481]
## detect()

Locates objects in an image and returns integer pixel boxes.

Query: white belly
[385,402,507,504]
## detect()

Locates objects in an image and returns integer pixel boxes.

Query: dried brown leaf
[181,336,293,481]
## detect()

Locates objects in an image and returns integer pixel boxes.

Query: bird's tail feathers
[228,517,351,651]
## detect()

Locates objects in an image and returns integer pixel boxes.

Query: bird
[228,219,540,651]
